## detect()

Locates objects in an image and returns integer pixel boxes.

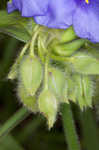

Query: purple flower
[7,0,99,42]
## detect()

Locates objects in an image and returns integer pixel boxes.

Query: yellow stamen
[85,0,89,4]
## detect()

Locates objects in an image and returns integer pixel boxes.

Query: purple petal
[73,0,99,42]
[7,2,17,13]
[34,0,76,29]
[21,0,49,17]
[9,0,48,17]
[12,0,22,11]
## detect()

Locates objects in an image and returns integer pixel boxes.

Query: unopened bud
[53,39,85,57]
[8,60,18,80]
[61,26,77,43]
[19,55,43,96]
[38,89,58,129]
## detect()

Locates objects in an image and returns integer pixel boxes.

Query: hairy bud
[38,89,58,129]
[19,55,43,96]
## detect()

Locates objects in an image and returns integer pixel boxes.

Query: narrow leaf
[0,11,35,42]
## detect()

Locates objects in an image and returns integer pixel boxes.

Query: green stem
[30,26,40,57]
[38,35,45,63]
[40,36,48,54]
[20,41,30,57]
[61,103,81,150]
[44,54,49,90]
[0,107,30,138]
[80,108,99,150]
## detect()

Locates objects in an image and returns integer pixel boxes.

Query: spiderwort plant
[0,0,99,150]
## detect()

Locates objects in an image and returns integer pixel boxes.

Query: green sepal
[66,77,77,103]
[66,73,94,109]
[76,75,93,109]
[73,75,88,109]
[48,67,66,101]
[81,76,94,107]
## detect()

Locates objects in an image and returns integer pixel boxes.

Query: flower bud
[8,58,19,80]
[60,26,77,43]
[8,63,18,80]
[19,55,43,96]
[17,85,38,112]
[52,39,85,56]
[48,67,66,102]
[38,89,58,129]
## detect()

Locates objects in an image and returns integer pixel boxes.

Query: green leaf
[0,10,36,42]
[71,52,99,75]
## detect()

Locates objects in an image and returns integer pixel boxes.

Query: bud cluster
[8,25,98,128]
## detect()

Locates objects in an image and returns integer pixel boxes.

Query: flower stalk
[44,54,49,90]
[30,26,40,57]
[61,103,81,150]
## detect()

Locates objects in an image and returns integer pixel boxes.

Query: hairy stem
[38,35,45,63]
[30,26,40,57]
[61,103,81,150]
